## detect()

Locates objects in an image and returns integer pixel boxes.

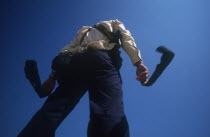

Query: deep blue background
[1,0,210,137]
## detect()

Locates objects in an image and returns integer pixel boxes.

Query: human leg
[87,51,130,137]
[87,75,130,137]
[18,84,87,137]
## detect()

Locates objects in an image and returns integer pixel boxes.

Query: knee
[88,115,129,137]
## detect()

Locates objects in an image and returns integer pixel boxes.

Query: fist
[135,61,149,85]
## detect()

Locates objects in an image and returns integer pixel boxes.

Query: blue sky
[1,0,210,137]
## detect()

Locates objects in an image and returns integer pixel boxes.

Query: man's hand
[135,61,149,85]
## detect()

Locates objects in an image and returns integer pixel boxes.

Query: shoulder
[77,26,91,34]
[96,19,124,32]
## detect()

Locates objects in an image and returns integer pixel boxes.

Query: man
[18,19,149,137]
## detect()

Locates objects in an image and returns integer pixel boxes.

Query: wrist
[134,60,143,67]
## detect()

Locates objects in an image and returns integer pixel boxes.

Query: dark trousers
[18,50,130,137]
